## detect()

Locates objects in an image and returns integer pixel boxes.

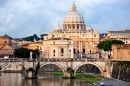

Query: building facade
[0,34,14,58]
[41,38,73,58]
[22,42,42,50]
[107,30,130,44]
[42,2,100,58]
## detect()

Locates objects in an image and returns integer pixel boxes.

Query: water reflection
[0,72,93,86]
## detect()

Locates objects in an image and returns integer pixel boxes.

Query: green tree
[14,48,40,58]
[31,49,40,58]
[40,34,48,40]
[14,48,30,58]
[97,40,124,51]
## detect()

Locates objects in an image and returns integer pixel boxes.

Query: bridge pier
[63,60,75,79]
[102,60,112,78]
[22,60,40,79]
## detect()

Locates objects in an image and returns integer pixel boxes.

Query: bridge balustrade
[0,58,109,62]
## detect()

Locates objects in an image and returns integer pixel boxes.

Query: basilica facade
[41,2,100,58]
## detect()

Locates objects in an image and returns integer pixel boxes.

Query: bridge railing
[0,58,109,62]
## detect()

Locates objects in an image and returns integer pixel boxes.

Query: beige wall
[42,39,74,58]
[0,37,11,45]
[22,42,42,50]
[112,44,130,60]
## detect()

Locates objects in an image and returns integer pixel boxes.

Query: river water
[0,72,94,86]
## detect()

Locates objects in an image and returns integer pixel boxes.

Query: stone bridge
[0,58,112,78]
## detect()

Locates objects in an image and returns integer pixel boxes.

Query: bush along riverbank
[52,72,101,83]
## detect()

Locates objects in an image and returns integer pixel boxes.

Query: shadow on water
[0,72,94,86]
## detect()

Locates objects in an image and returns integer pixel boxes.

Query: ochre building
[107,30,130,44]
[112,44,130,60]
[0,34,14,58]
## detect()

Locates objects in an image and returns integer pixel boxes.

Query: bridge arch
[1,62,22,71]
[40,62,66,76]
[74,62,104,77]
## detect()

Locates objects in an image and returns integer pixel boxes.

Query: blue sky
[0,0,130,38]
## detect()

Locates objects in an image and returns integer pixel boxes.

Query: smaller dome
[55,24,62,32]
[86,25,93,31]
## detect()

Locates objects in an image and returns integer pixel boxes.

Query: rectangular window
[53,50,55,53]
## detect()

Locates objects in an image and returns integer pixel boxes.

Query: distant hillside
[22,34,40,42]
[22,34,48,41]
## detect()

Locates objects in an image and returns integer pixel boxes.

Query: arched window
[61,48,64,53]
[77,26,79,29]
[73,25,75,29]
[94,34,96,37]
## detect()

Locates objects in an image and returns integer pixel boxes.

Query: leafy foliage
[97,40,124,51]
[14,48,40,58]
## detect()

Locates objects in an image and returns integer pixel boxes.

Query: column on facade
[66,24,68,30]
[73,41,76,58]
[57,46,59,58]
[81,41,82,53]
[62,24,65,30]
[65,24,67,31]
[65,46,67,58]
[82,24,85,31]
[82,24,84,31]
[71,24,73,30]
[80,24,83,31]
[79,41,80,53]
[50,46,53,58]
[79,24,81,31]
[67,44,69,58]
[75,24,77,31]
[42,46,45,57]
[71,47,74,58]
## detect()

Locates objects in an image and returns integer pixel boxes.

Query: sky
[0,0,130,38]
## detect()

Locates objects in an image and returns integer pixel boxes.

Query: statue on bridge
[30,52,33,59]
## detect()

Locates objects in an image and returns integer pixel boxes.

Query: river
[0,72,94,86]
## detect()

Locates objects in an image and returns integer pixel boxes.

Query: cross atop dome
[71,1,76,11]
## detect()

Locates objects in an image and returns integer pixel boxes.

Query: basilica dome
[64,2,84,24]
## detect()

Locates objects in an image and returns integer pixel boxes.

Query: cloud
[0,0,130,38]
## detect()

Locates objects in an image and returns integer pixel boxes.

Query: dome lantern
[72,2,76,11]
